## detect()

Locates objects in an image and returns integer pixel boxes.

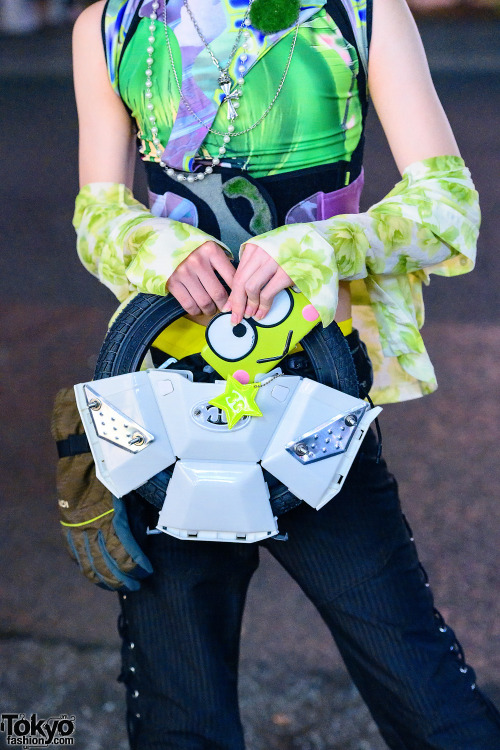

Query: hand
[224,243,293,325]
[166,241,236,316]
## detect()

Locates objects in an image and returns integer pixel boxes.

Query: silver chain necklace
[143,1,300,182]
[182,0,253,87]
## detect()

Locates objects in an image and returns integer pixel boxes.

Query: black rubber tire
[94,293,359,516]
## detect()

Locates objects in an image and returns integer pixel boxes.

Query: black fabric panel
[101,0,109,52]
[145,163,223,240]
[366,0,374,48]
[145,160,359,229]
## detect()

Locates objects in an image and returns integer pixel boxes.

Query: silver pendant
[219,73,239,120]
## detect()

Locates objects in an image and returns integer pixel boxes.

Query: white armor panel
[75,370,381,542]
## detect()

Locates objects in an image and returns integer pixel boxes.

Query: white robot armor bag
[77,290,380,542]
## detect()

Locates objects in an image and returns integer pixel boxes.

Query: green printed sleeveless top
[103,0,371,178]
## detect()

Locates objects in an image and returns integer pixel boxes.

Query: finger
[235,245,276,317]
[226,276,248,326]
[229,261,276,325]
[228,247,277,324]
[244,262,277,307]
[210,248,237,290]
[166,278,202,316]
[197,266,231,311]
[237,242,260,271]
[182,273,218,315]
[254,272,292,321]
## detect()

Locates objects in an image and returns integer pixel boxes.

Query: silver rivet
[439,626,447,633]
[335,442,341,448]
[130,666,135,673]
[129,434,145,447]
[471,683,476,690]
[135,713,141,719]
[460,666,468,673]
[294,443,308,456]
[132,690,139,698]
[322,447,327,453]
[328,429,332,434]
[325,438,330,444]
[129,642,135,649]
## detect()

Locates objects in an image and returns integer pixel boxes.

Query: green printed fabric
[244,155,480,403]
[117,8,363,177]
[73,182,233,301]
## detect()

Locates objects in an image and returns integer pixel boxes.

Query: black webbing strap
[325,0,372,119]
[56,433,90,458]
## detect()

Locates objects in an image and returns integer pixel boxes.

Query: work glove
[51,388,153,591]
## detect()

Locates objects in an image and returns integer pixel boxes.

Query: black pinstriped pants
[117,427,500,749]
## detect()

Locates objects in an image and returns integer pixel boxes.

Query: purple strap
[286,169,364,223]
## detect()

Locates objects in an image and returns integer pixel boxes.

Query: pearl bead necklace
[144,2,251,182]
[144,1,300,182]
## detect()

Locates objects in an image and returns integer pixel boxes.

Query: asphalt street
[0,17,499,750]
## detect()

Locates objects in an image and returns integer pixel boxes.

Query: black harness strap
[57,433,90,459]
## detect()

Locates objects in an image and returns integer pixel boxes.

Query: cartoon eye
[205,314,257,362]
[255,288,293,327]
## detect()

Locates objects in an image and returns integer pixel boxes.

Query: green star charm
[208,375,263,429]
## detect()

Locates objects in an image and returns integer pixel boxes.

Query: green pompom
[249,0,300,34]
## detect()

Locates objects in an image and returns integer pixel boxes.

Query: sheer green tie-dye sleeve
[73,182,233,302]
[243,155,480,404]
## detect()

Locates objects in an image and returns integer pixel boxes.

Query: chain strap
[252,372,283,389]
